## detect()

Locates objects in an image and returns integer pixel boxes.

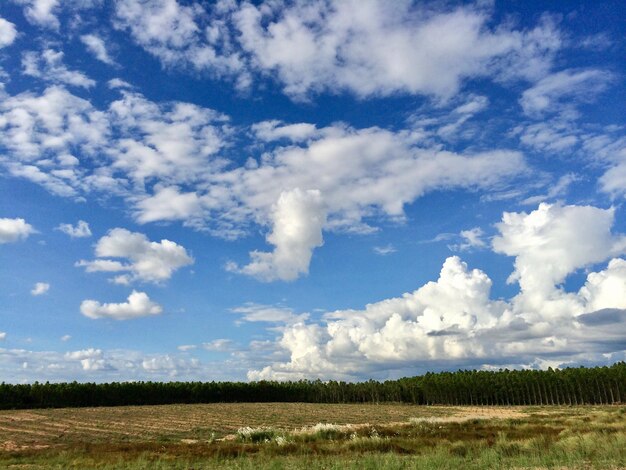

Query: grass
[0,404,623,468]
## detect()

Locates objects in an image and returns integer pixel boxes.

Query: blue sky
[0,0,625,383]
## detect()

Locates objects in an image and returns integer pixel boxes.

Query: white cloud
[217,124,526,246]
[202,339,234,351]
[114,0,246,82]
[0,346,218,382]
[177,344,197,351]
[107,91,229,186]
[80,290,163,320]
[521,173,580,206]
[252,120,318,142]
[81,34,115,65]
[107,78,133,89]
[30,282,50,296]
[514,120,580,153]
[0,18,17,48]
[492,203,626,296]
[0,84,527,259]
[248,203,626,380]
[232,188,327,282]
[519,69,613,117]
[56,220,92,238]
[134,186,202,224]
[111,1,561,100]
[235,1,561,99]
[60,334,71,341]
[373,244,397,256]
[580,258,626,312]
[80,358,114,371]
[10,0,101,30]
[231,303,308,324]
[64,348,102,360]
[0,86,108,198]
[448,227,486,252]
[0,218,35,244]
[0,332,6,341]
[22,49,96,88]
[77,228,194,284]
[12,0,60,29]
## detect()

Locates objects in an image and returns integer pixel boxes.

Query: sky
[0,0,625,383]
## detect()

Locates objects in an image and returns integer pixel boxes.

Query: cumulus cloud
[0,218,35,244]
[134,186,202,224]
[579,258,626,312]
[64,348,102,360]
[0,17,17,48]
[22,49,96,88]
[80,290,163,320]
[0,332,6,341]
[232,188,327,282]
[56,220,92,238]
[248,203,626,380]
[492,203,626,296]
[30,282,50,296]
[77,228,193,284]
[234,0,561,99]
[114,0,246,83]
[107,90,229,186]
[0,86,108,198]
[111,0,562,100]
[11,0,60,29]
[0,83,527,245]
[80,34,115,65]
[0,85,528,277]
[0,345,215,382]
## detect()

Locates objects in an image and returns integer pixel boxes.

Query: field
[0,403,624,469]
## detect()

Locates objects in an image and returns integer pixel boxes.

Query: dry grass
[0,404,623,468]
[0,402,455,447]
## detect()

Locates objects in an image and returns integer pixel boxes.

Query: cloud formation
[519,69,613,117]
[30,282,49,296]
[56,220,91,238]
[248,203,626,380]
[235,1,560,99]
[12,0,60,29]
[22,48,96,88]
[233,189,327,282]
[112,0,562,100]
[80,34,115,65]
[80,290,162,320]
[77,228,193,284]
[0,218,35,244]
[0,17,17,47]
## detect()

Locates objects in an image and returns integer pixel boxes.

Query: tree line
[0,363,623,409]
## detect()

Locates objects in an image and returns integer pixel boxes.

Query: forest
[1,362,623,409]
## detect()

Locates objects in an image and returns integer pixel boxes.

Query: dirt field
[0,404,623,469]
[0,403,445,446]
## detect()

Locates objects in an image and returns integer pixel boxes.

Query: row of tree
[0,363,623,409]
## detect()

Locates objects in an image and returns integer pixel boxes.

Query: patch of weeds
[237,427,277,443]
[449,441,471,458]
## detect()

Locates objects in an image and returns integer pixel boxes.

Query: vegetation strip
[1,363,623,409]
